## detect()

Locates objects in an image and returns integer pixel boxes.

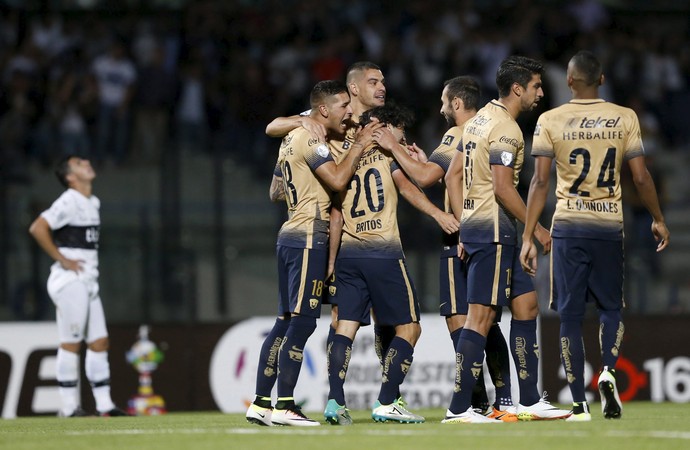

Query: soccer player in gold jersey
[246,80,382,426]
[520,50,670,421]
[266,63,387,340]
[442,56,571,424]
[266,62,449,416]
[382,76,518,421]
[325,102,457,424]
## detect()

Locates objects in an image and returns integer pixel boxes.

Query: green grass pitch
[2,403,689,450]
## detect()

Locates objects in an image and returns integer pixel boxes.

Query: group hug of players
[244,51,670,426]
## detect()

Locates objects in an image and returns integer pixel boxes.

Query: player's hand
[457,243,467,261]
[372,126,400,152]
[327,262,335,280]
[520,240,538,276]
[298,116,327,143]
[59,257,84,273]
[652,220,670,252]
[434,211,460,234]
[407,143,428,162]
[353,119,383,149]
[534,223,552,255]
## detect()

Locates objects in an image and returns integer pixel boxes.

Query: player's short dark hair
[444,76,481,111]
[346,61,381,84]
[359,101,414,129]
[55,155,75,188]
[496,55,544,98]
[310,80,349,108]
[570,50,602,86]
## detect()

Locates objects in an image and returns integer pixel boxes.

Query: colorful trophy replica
[126,325,166,415]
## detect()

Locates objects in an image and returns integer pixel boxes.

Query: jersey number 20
[349,168,385,218]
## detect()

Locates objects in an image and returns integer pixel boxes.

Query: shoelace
[540,391,552,404]
[287,405,309,418]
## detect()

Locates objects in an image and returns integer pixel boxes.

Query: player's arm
[407,143,429,163]
[492,164,550,251]
[628,155,669,251]
[28,216,82,272]
[375,127,443,187]
[444,149,464,221]
[269,175,285,202]
[520,155,552,275]
[315,121,383,192]
[393,169,459,234]
[327,198,344,278]
[265,114,326,142]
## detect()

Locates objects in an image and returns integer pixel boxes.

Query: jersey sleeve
[623,110,645,160]
[303,138,334,170]
[428,127,462,173]
[488,120,521,168]
[273,160,282,177]
[531,114,555,158]
[40,192,75,230]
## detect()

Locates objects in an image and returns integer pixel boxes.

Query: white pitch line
[65,427,690,440]
[66,429,209,436]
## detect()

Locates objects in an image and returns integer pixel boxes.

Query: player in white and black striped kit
[29,156,128,417]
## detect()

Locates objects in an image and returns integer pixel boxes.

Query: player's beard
[443,111,455,127]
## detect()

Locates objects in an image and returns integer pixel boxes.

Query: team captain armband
[53,225,100,249]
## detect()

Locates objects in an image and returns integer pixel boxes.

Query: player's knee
[599,309,622,323]
[335,319,360,340]
[290,314,317,334]
[60,342,82,353]
[446,314,466,333]
[330,306,339,329]
[87,337,109,352]
[396,322,421,346]
[511,292,539,320]
[559,314,584,325]
[466,304,497,334]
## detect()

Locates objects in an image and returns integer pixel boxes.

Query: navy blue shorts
[276,245,327,318]
[439,254,468,316]
[333,257,420,326]
[463,243,534,307]
[551,237,624,320]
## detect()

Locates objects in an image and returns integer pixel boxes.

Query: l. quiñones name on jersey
[532,99,644,241]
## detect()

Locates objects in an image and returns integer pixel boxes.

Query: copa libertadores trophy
[126,325,166,415]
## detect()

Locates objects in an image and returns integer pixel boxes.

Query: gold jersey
[338,144,404,259]
[275,128,335,250]
[460,101,524,245]
[532,99,644,240]
[329,123,357,164]
[428,125,463,253]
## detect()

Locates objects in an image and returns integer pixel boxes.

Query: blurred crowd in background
[1,0,689,181]
[1,1,689,321]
